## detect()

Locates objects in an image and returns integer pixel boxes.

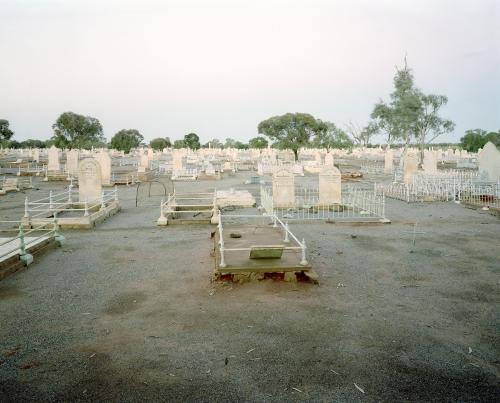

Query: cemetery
[0,141,499,401]
[1,1,499,399]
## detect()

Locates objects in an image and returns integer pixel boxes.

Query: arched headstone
[319,165,341,205]
[78,158,102,203]
[272,167,295,207]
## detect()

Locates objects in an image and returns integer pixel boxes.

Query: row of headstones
[272,165,341,207]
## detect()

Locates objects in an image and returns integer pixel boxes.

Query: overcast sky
[1,0,499,144]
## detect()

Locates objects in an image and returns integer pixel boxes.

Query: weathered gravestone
[66,150,79,176]
[96,151,112,185]
[78,158,102,203]
[324,153,334,166]
[423,150,438,174]
[478,141,500,181]
[47,145,60,171]
[384,148,393,173]
[272,167,295,207]
[403,153,418,183]
[32,149,40,163]
[319,165,342,205]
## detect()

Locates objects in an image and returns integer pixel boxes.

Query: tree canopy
[51,112,105,149]
[150,137,171,151]
[313,121,353,151]
[460,129,500,152]
[258,113,323,160]
[110,129,144,153]
[173,139,186,149]
[0,119,14,143]
[248,136,268,149]
[371,59,454,163]
[184,133,200,150]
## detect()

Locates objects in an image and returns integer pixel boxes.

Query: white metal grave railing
[24,186,119,220]
[158,190,216,223]
[216,212,308,268]
[457,182,500,209]
[378,176,498,204]
[0,219,64,266]
[260,185,387,221]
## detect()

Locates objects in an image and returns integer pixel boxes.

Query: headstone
[66,150,79,176]
[319,165,342,205]
[478,142,500,181]
[78,158,102,203]
[96,151,112,185]
[423,150,437,174]
[403,153,418,183]
[324,153,334,166]
[47,145,60,171]
[384,149,393,173]
[32,149,40,163]
[138,154,149,173]
[172,151,183,171]
[272,167,295,207]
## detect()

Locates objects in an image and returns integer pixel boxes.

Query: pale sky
[1,0,499,144]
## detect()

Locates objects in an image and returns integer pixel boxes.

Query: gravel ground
[0,172,499,401]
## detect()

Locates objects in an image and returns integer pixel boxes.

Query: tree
[257,113,322,160]
[234,141,248,150]
[313,121,354,151]
[204,139,223,149]
[224,138,236,148]
[110,129,144,153]
[184,133,200,150]
[52,112,105,149]
[345,121,378,147]
[20,139,46,148]
[0,119,14,143]
[248,136,268,149]
[371,58,454,164]
[371,60,422,150]
[414,94,455,164]
[460,129,499,152]
[150,137,171,151]
[173,139,186,149]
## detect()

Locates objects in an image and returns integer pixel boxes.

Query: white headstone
[47,145,60,171]
[66,150,79,176]
[96,151,112,185]
[324,153,334,166]
[403,153,418,183]
[478,142,500,181]
[78,158,102,203]
[384,149,393,173]
[32,149,40,163]
[272,167,295,207]
[423,150,438,174]
[319,165,342,205]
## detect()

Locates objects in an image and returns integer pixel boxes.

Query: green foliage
[184,133,200,150]
[313,121,354,151]
[371,62,422,146]
[110,129,144,153]
[371,59,454,160]
[150,137,171,151]
[51,112,105,149]
[258,113,323,160]
[234,141,248,150]
[20,139,46,148]
[203,139,223,149]
[224,138,236,148]
[0,119,14,142]
[173,139,186,149]
[248,136,268,149]
[460,129,500,152]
